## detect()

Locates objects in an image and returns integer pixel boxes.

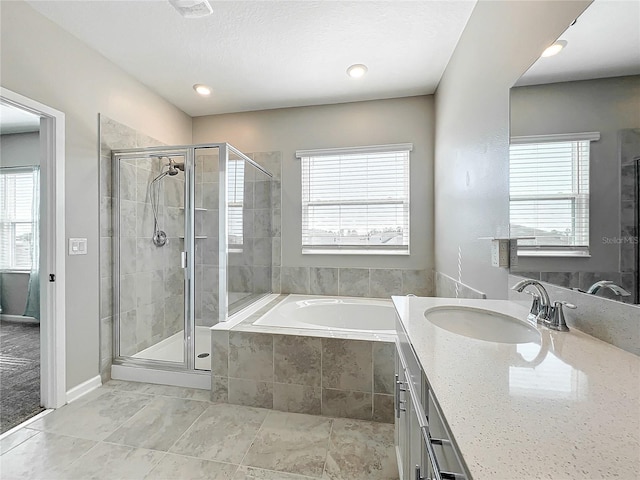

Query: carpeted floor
[0,320,44,434]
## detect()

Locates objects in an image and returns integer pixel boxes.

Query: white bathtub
[253,295,396,335]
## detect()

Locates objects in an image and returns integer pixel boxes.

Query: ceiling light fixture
[193,84,212,96]
[541,40,568,58]
[168,0,213,18]
[347,64,368,79]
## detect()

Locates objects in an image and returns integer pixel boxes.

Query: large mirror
[509,0,640,304]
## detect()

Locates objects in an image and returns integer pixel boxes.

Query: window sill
[518,250,590,258]
[302,249,410,256]
[0,269,31,274]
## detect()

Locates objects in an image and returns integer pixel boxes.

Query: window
[509,133,598,256]
[297,144,411,254]
[227,159,244,246]
[0,167,39,270]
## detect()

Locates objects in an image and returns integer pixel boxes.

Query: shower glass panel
[227,151,273,316]
[112,143,272,377]
[115,152,187,366]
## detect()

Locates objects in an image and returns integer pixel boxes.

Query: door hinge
[49,274,56,282]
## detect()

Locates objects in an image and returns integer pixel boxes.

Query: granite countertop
[392,296,640,480]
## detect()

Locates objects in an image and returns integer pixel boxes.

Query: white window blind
[0,167,38,270]
[297,144,411,254]
[509,133,597,255]
[227,159,244,246]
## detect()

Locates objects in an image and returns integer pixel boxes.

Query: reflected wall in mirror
[509,0,640,304]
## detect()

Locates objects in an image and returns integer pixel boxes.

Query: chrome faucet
[586,280,631,297]
[511,279,551,323]
[511,279,575,332]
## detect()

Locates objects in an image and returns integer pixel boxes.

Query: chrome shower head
[167,158,185,176]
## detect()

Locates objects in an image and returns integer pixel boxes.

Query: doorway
[0,88,66,435]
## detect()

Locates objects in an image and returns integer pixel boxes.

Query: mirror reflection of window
[508,0,640,304]
[509,135,596,256]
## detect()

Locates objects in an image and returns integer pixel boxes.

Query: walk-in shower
[111,143,273,386]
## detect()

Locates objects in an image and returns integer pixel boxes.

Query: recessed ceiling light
[541,40,568,58]
[347,64,368,79]
[193,84,212,96]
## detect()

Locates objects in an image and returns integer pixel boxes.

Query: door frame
[0,87,67,409]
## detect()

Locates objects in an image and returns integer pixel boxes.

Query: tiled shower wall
[116,156,185,357]
[99,115,167,381]
[193,150,220,326]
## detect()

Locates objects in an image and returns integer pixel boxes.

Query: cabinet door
[408,389,425,480]
[395,348,409,480]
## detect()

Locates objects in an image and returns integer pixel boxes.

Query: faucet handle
[548,301,575,332]
[554,301,576,310]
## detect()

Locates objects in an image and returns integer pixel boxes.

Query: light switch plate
[69,238,87,255]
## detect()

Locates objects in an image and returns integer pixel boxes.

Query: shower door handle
[181,251,187,269]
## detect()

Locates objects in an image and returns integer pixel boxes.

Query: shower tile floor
[0,380,398,480]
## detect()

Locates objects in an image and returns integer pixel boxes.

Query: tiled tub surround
[211,295,396,423]
[394,296,640,479]
[275,266,434,298]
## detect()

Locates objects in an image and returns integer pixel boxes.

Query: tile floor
[0,380,399,480]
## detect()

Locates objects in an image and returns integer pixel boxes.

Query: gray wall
[435,0,639,352]
[0,132,40,316]
[433,0,591,299]
[193,96,435,296]
[0,132,40,167]
[1,0,192,390]
[510,75,640,273]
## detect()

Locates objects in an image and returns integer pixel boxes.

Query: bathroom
[1,0,639,479]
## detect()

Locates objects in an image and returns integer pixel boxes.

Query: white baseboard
[111,364,211,390]
[66,375,102,403]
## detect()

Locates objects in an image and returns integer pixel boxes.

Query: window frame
[0,166,39,272]
[509,132,599,257]
[296,143,412,255]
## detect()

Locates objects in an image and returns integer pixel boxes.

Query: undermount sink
[424,306,540,344]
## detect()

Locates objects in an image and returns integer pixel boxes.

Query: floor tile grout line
[237,408,272,468]
[320,416,335,478]
[164,402,212,455]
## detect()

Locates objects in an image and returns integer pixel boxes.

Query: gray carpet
[0,320,44,433]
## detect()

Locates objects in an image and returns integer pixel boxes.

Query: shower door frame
[112,145,196,373]
[111,143,271,376]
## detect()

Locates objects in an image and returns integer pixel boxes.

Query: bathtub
[252,294,396,335]
[210,293,398,421]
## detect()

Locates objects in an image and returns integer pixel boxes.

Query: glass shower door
[114,150,187,367]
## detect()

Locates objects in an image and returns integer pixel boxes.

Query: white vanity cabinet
[395,314,468,480]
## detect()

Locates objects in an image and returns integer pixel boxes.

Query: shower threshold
[132,326,212,371]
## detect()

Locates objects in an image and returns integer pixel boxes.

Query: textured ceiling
[26,0,477,116]
[517,0,640,86]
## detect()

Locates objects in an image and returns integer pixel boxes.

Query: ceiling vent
[168,0,213,18]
